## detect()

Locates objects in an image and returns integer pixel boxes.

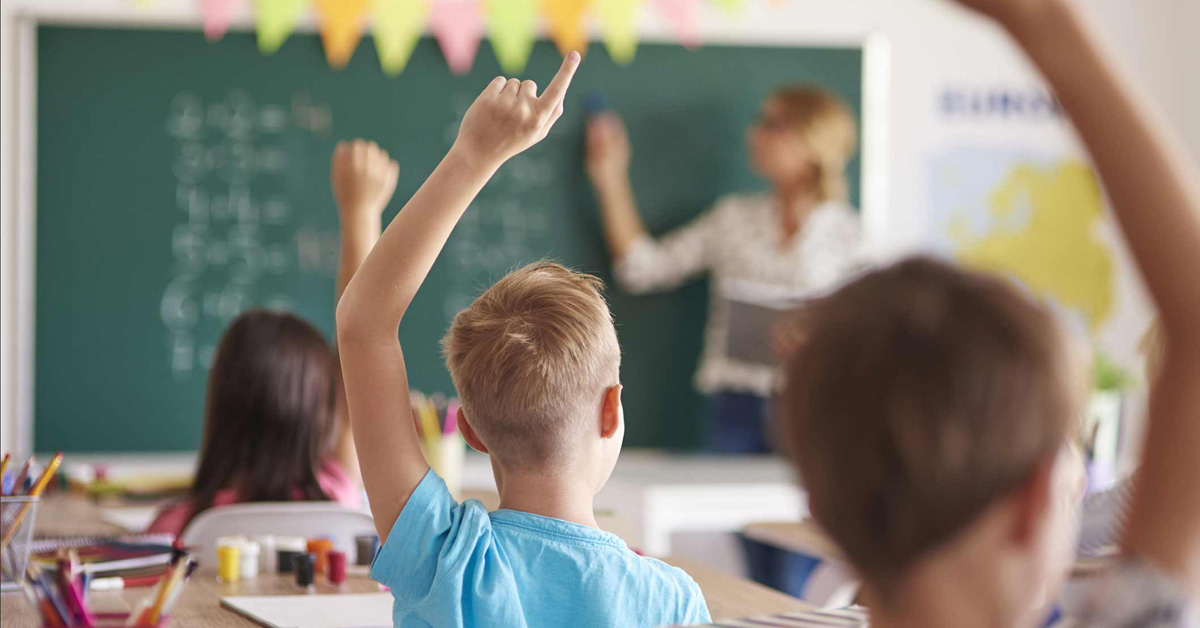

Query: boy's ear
[1010,455,1055,547]
[600,385,622,439]
[457,407,489,454]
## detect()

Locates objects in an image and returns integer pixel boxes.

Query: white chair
[802,559,860,609]
[180,502,376,572]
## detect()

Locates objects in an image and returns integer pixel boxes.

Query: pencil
[416,398,439,448]
[11,456,34,496]
[146,555,189,624]
[0,452,10,482]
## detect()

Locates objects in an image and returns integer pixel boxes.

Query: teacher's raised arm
[585,86,863,455]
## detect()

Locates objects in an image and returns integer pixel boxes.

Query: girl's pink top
[146,458,361,538]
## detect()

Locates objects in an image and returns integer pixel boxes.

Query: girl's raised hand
[453,51,581,167]
[331,139,400,220]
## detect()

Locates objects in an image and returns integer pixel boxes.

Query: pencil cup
[0,495,39,592]
[422,434,465,497]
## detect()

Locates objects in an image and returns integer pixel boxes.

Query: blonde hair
[771,85,858,202]
[442,261,621,470]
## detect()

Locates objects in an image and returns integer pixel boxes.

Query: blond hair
[442,261,621,470]
[771,85,858,202]
[779,257,1080,594]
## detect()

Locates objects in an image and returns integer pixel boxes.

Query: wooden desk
[741,519,845,561]
[3,493,810,626]
[658,556,814,620]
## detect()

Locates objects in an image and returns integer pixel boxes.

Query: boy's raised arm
[953,0,1200,588]
[336,53,581,541]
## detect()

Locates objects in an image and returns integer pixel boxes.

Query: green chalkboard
[35,25,862,453]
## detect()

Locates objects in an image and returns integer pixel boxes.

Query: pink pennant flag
[201,0,243,41]
[430,0,485,75]
[653,0,699,49]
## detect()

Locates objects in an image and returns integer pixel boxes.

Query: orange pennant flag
[315,0,372,68]
[539,0,591,57]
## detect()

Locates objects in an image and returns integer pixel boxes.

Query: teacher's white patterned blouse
[613,193,863,397]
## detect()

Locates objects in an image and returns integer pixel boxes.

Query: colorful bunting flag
[201,0,242,41]
[653,0,699,49]
[314,0,371,68]
[374,0,430,75]
[255,0,309,54]
[430,0,485,75]
[486,0,539,73]
[595,0,640,64]
[709,0,742,13]
[540,0,590,57]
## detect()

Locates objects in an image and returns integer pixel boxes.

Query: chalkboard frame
[5,6,891,455]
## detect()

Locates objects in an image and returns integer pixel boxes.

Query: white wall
[2,0,1197,455]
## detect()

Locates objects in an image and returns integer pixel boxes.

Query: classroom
[2,0,1199,626]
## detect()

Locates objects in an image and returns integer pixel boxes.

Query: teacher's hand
[586,112,632,191]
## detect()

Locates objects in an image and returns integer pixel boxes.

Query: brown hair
[771,85,858,202]
[186,309,336,528]
[442,261,621,470]
[778,257,1079,592]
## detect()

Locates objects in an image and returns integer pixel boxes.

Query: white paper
[220,593,394,628]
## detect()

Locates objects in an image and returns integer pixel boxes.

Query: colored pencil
[11,456,34,496]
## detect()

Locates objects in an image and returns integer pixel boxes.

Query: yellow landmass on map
[953,161,1115,333]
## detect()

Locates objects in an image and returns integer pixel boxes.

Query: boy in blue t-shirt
[336,53,710,628]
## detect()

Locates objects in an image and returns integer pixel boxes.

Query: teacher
[585,85,863,454]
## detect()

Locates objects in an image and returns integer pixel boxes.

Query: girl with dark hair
[147,140,399,536]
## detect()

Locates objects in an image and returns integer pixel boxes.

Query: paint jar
[217,545,240,583]
[294,553,315,588]
[327,550,347,585]
[238,541,260,580]
[355,534,379,566]
[276,536,306,574]
[251,535,276,573]
[306,538,333,574]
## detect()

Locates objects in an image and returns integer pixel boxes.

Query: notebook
[30,534,175,576]
[221,593,394,628]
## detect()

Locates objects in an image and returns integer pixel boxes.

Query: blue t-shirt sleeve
[369,469,486,609]
[681,577,712,624]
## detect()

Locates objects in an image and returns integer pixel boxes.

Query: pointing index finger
[537,51,581,114]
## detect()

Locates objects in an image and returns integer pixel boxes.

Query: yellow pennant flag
[708,0,742,12]
[594,0,640,65]
[374,0,430,75]
[539,0,591,57]
[255,0,309,54]
[315,0,371,68]
[486,0,538,73]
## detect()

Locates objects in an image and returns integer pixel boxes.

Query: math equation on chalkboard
[160,90,337,378]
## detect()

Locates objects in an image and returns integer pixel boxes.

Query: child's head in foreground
[442,261,623,485]
[780,257,1088,623]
